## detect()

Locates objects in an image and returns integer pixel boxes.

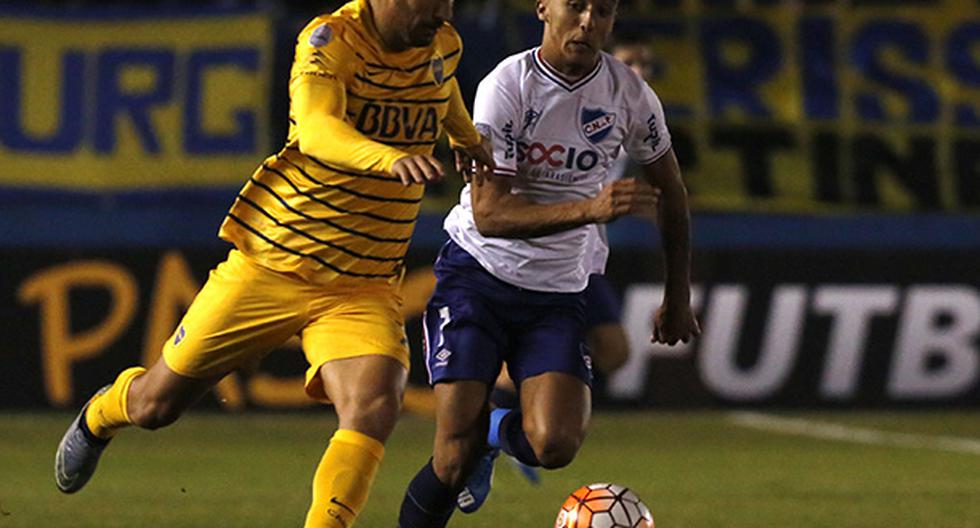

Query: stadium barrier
[2,4,978,410]
[4,247,977,409]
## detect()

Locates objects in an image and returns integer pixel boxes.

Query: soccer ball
[554,483,655,528]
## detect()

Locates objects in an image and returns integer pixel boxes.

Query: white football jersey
[444,47,671,292]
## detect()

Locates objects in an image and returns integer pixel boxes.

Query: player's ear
[536,0,547,22]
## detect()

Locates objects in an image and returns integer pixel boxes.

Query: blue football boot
[456,408,514,513]
[55,385,111,493]
[506,454,541,485]
[456,447,499,513]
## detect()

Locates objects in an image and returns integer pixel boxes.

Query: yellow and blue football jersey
[219,0,478,286]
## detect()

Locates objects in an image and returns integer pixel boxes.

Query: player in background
[609,30,656,87]
[396,0,699,525]
[54,0,493,526]
[608,30,658,182]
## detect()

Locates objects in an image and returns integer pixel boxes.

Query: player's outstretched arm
[293,78,445,185]
[470,175,658,239]
[641,148,700,345]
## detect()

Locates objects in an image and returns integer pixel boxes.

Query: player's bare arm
[453,134,495,186]
[641,148,700,345]
[470,175,658,239]
[292,77,445,185]
[589,179,661,223]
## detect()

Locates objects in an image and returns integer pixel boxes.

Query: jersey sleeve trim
[635,142,674,166]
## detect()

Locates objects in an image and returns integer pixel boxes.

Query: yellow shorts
[161,249,409,401]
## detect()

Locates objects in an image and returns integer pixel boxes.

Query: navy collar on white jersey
[532,48,603,92]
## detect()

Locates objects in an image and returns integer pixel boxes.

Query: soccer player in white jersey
[397,0,699,525]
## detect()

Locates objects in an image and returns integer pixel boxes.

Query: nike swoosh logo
[55,449,78,487]
[330,496,355,515]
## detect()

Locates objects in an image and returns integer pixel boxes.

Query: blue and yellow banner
[620,2,980,212]
[2,3,979,212]
[0,8,273,189]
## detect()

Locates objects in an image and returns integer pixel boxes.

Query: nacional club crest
[581,107,616,144]
[431,55,445,85]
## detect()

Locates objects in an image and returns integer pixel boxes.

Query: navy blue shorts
[423,240,592,387]
[583,274,621,328]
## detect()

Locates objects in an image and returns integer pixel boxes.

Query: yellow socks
[84,367,146,439]
[304,429,385,528]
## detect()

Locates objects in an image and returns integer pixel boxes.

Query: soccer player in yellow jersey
[54,0,492,526]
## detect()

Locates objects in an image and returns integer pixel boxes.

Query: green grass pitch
[2,411,979,527]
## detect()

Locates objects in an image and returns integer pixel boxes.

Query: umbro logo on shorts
[434,349,452,367]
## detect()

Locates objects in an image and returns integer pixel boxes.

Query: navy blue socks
[490,408,541,467]
[398,459,457,528]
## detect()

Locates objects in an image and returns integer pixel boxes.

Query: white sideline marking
[728,412,980,456]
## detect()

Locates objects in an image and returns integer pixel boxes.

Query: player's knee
[129,397,182,430]
[533,438,580,469]
[601,346,629,373]
[432,450,470,488]
[526,425,584,469]
[589,326,630,374]
[336,390,402,440]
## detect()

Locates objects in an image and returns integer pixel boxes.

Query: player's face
[538,0,617,70]
[400,0,453,47]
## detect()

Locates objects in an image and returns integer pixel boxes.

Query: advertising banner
[0,8,273,190]
[3,248,977,409]
[607,249,980,407]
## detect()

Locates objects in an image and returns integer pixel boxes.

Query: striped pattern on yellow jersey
[219,0,465,285]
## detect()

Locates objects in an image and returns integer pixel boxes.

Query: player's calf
[127,397,186,430]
